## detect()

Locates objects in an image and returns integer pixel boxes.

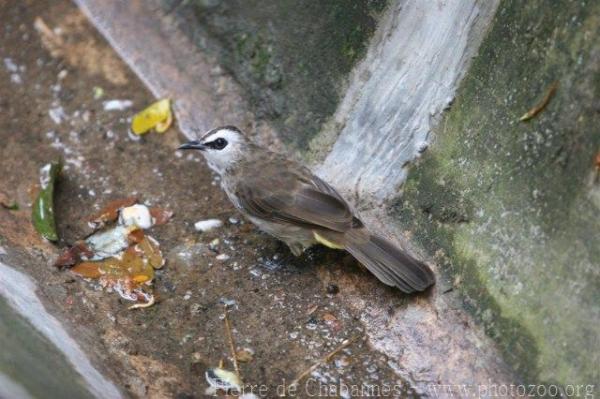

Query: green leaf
[32,160,62,242]
[1,201,19,210]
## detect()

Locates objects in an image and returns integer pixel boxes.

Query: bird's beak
[178,140,205,151]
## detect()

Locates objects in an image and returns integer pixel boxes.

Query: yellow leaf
[137,236,164,269]
[131,98,172,135]
[155,110,173,133]
[71,262,102,279]
[132,274,151,283]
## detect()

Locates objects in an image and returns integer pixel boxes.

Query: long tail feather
[344,228,435,293]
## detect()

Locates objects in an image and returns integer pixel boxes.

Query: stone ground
[0,1,421,397]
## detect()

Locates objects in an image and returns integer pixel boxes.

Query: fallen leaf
[205,368,241,393]
[127,228,145,245]
[101,246,155,284]
[322,313,342,333]
[519,81,559,122]
[71,262,102,279]
[137,236,164,269]
[59,196,170,308]
[88,196,137,228]
[149,207,174,225]
[306,304,319,315]
[54,241,94,268]
[155,110,173,133]
[131,98,172,135]
[322,313,337,322]
[235,349,254,363]
[1,200,19,210]
[32,160,62,242]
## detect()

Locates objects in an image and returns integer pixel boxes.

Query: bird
[178,126,435,293]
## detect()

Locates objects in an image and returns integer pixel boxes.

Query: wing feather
[235,168,354,232]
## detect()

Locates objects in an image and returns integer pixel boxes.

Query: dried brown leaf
[54,241,94,268]
[149,207,173,225]
[127,228,145,245]
[235,349,254,363]
[322,313,337,322]
[519,81,559,122]
[88,197,137,227]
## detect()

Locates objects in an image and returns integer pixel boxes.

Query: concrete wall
[388,0,600,386]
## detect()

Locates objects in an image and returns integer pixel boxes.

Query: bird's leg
[287,242,305,257]
[261,240,301,271]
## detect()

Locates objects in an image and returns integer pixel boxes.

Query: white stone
[215,254,230,261]
[194,219,223,232]
[102,99,133,111]
[119,204,153,229]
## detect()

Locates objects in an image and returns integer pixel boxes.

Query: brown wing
[235,164,359,232]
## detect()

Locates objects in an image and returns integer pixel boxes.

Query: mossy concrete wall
[164,0,387,150]
[392,0,599,386]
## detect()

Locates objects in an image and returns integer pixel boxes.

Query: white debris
[86,225,132,260]
[39,163,52,188]
[194,219,223,232]
[102,99,133,111]
[205,368,241,394]
[219,298,237,307]
[93,86,104,99]
[215,254,230,261]
[127,129,141,141]
[48,106,66,124]
[228,217,240,224]
[3,58,18,72]
[119,204,153,229]
[10,73,22,84]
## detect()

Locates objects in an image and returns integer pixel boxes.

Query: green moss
[392,0,600,387]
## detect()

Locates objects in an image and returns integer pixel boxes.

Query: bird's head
[178,126,249,174]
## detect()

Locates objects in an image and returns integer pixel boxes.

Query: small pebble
[335,355,351,368]
[102,99,133,111]
[208,238,220,251]
[194,219,223,232]
[326,283,340,295]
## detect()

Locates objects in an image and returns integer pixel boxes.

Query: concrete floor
[0,1,416,397]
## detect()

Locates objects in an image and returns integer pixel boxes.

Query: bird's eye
[213,137,228,150]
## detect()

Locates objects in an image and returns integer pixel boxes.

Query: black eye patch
[205,137,228,150]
